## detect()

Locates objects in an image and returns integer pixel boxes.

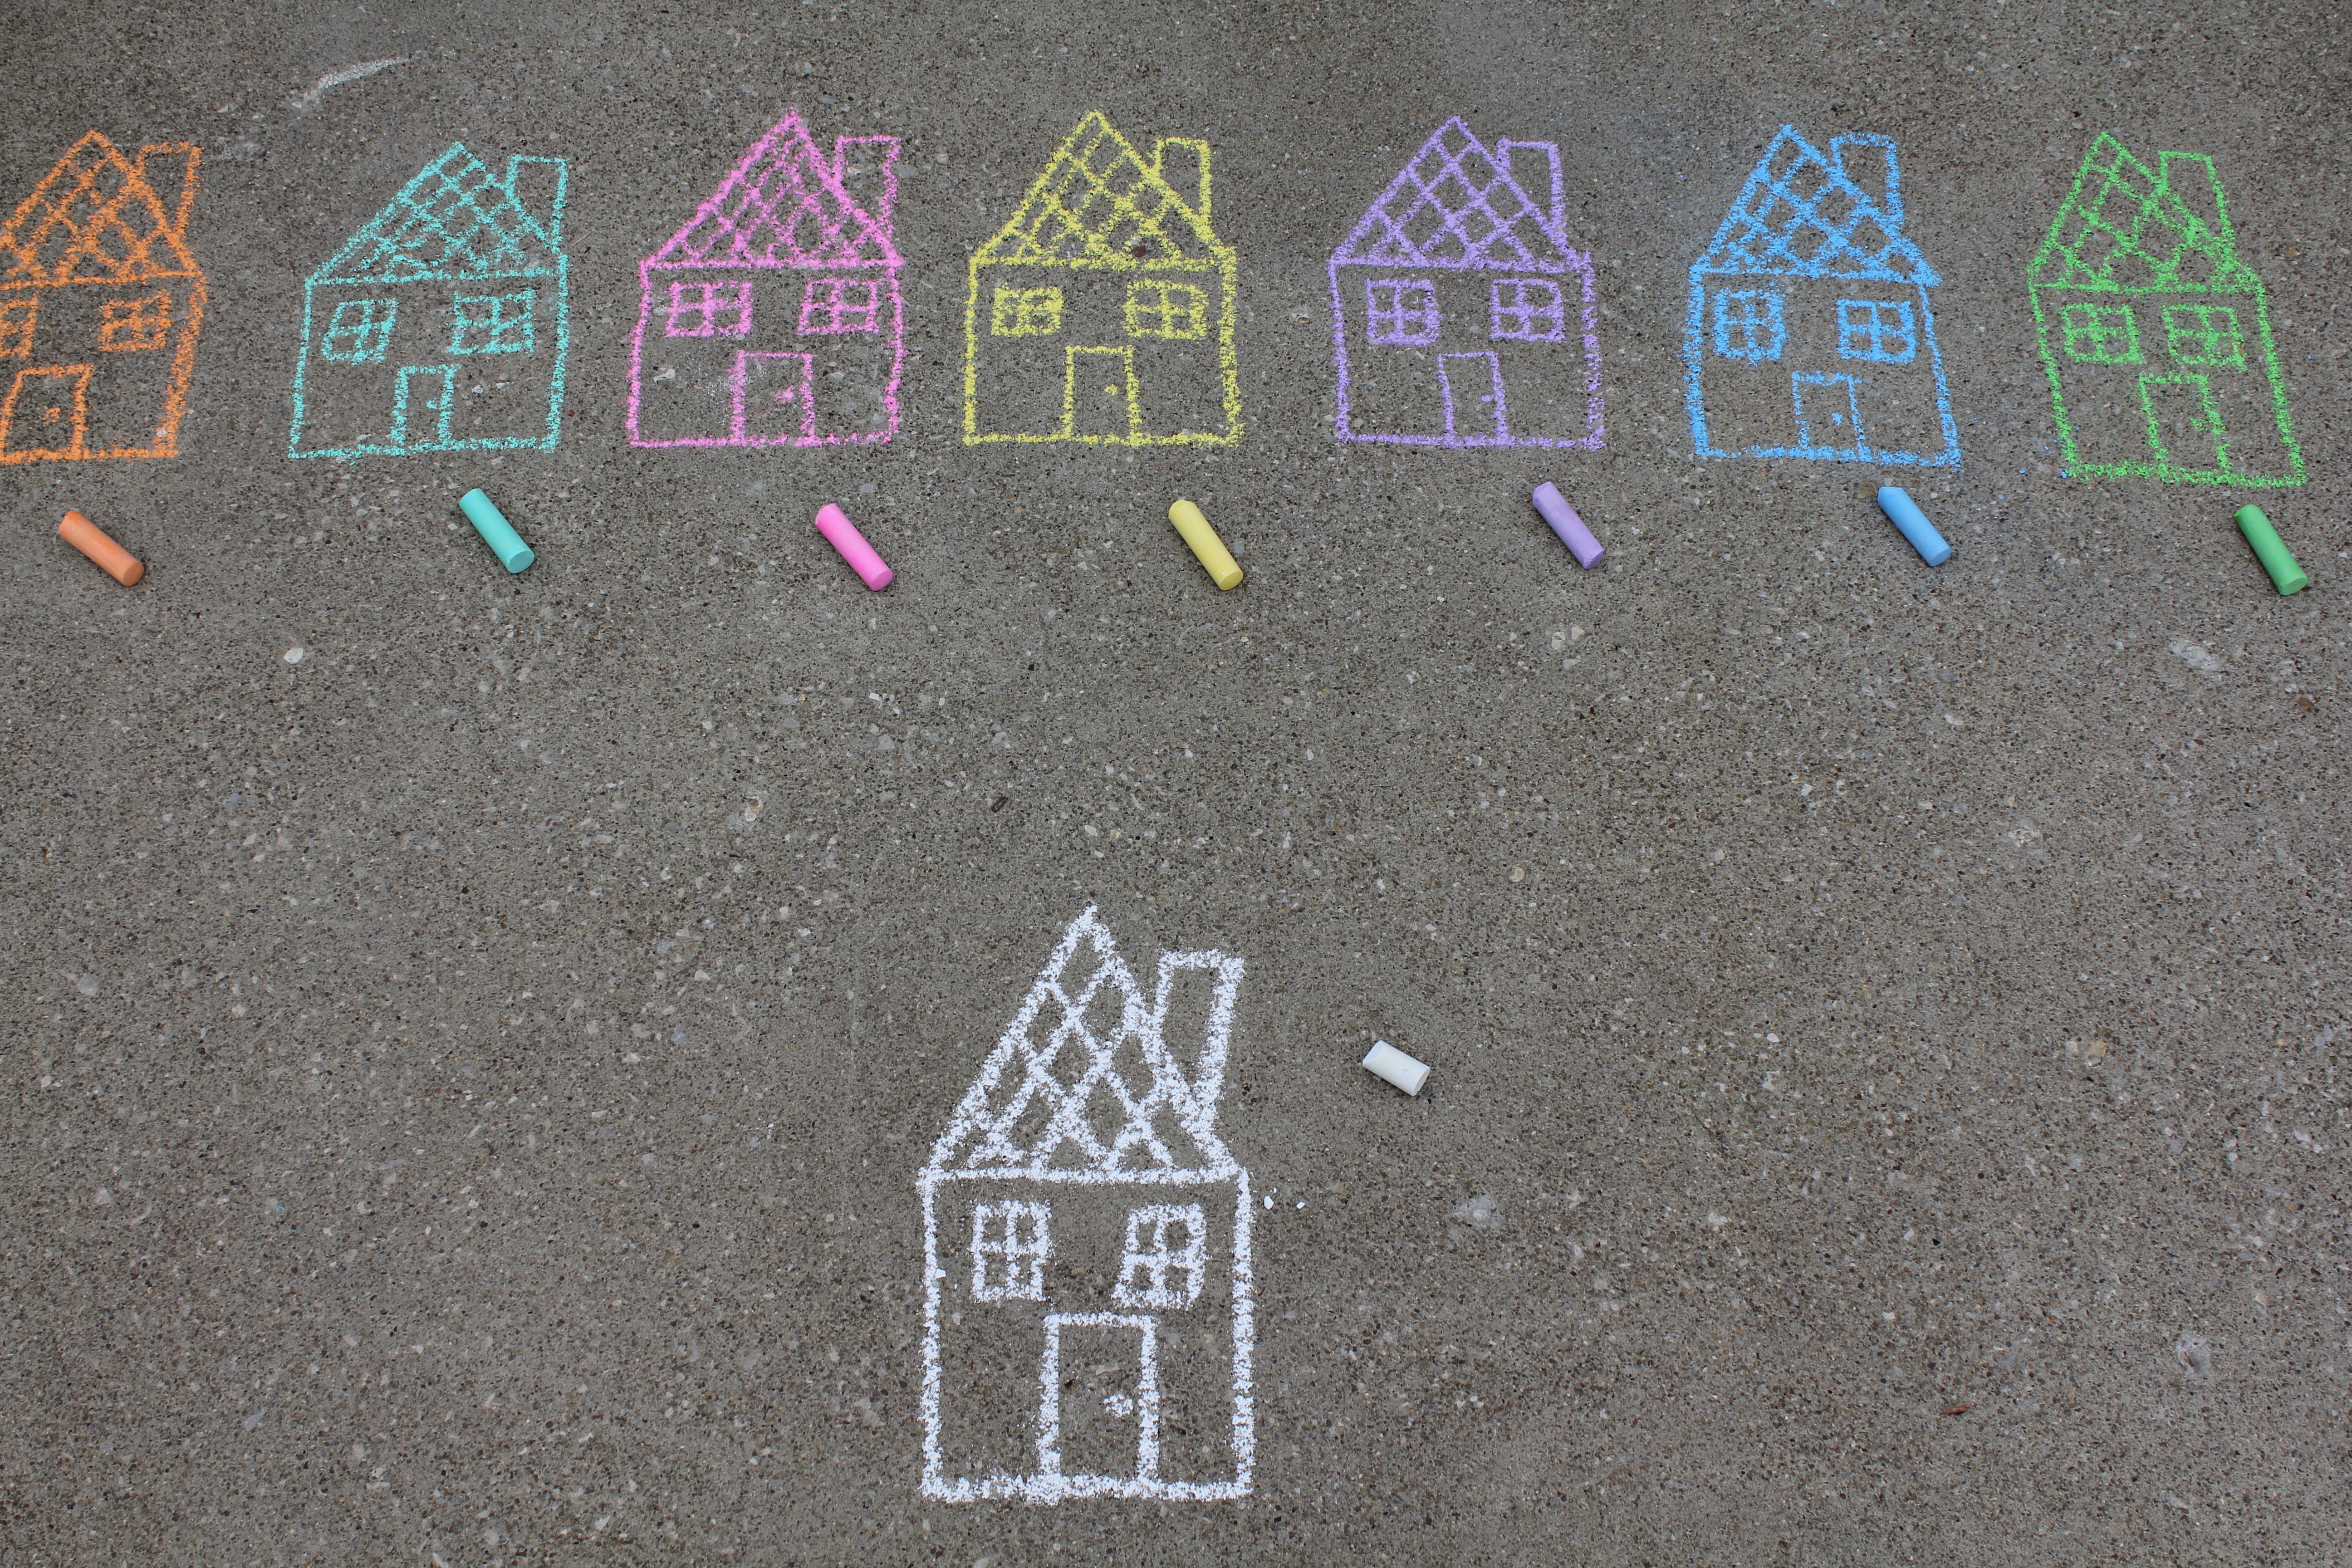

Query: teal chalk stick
[459,489,534,573]
[2234,505,2307,595]
[1876,486,1951,567]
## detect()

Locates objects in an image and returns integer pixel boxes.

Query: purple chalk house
[1329,119,1603,449]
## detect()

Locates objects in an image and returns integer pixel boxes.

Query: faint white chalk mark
[288,59,410,113]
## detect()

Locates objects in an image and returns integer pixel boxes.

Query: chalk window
[0,295,38,358]
[662,281,753,339]
[1112,1204,1208,1311]
[1365,278,1440,346]
[970,1200,1051,1302]
[1834,299,1917,364]
[2058,302,2141,365]
[450,290,537,356]
[1124,280,1208,340]
[799,276,882,335]
[2161,304,2245,370]
[98,291,172,353]
[1489,278,1566,343]
[991,287,1064,337]
[1712,290,1786,362]
[320,298,397,364]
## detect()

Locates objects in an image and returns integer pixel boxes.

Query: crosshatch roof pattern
[0,132,197,286]
[2029,134,2255,294]
[977,113,1218,267]
[1696,126,1934,285]
[926,910,1240,1178]
[1332,118,1572,270]
[653,110,897,269]
[313,144,556,284]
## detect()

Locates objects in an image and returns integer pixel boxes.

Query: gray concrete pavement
[3,1,2348,1561]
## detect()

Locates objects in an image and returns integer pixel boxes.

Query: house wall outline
[962,113,1241,446]
[917,907,1254,1504]
[0,131,206,465]
[1328,118,1604,449]
[627,109,904,450]
[1682,125,1960,468]
[2027,132,2302,488]
[287,143,569,460]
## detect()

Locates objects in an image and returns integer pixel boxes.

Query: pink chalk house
[627,110,902,448]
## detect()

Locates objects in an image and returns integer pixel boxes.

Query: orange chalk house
[0,132,204,464]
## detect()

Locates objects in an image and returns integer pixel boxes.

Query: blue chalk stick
[1875,486,1950,567]
[459,488,534,574]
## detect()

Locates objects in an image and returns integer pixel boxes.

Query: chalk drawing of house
[1685,127,1958,467]
[628,110,902,448]
[288,144,568,459]
[0,132,204,465]
[2029,134,2301,487]
[1328,118,1602,448]
[963,113,1240,446]
[919,908,1253,1503]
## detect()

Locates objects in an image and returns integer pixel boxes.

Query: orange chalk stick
[58,511,144,586]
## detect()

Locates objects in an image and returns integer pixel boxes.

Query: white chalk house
[918,908,1254,1504]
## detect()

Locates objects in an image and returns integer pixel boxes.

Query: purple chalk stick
[1531,482,1602,568]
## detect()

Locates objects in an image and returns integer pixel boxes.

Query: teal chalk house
[2029,135,2301,487]
[290,145,569,458]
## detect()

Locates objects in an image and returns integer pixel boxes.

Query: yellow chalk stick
[1167,498,1242,590]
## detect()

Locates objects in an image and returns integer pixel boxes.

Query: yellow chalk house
[964,112,1240,445]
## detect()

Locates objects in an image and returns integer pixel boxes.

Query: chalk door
[734,352,815,446]
[1039,1313,1159,1491]
[1793,371,1866,460]
[1438,352,1507,445]
[2140,373,2227,476]
[390,366,455,451]
[1066,347,1139,442]
[0,364,92,461]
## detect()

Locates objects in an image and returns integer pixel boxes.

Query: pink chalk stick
[813,503,892,590]
[1531,482,1603,568]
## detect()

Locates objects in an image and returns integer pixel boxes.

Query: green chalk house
[2029,135,2301,487]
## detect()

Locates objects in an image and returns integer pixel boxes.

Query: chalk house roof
[2028,133,2255,294]
[1331,118,1573,271]
[0,131,199,287]
[975,113,1220,268]
[925,908,1242,1180]
[1696,126,1935,286]
[311,144,559,286]
[651,109,899,269]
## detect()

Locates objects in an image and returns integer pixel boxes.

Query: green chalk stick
[2234,505,2306,596]
[459,489,534,574]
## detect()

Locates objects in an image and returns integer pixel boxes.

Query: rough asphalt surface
[5,1,2349,1562]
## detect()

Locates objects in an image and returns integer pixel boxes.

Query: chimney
[2159,151,2231,249]
[1496,139,1565,235]
[831,136,901,231]
[1830,134,1898,222]
[135,143,201,238]
[503,156,568,248]
[1152,138,1211,223]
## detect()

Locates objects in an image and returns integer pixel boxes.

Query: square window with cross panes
[1489,278,1566,343]
[799,276,882,335]
[451,290,537,356]
[2161,303,2244,369]
[99,291,172,353]
[2059,302,2141,365]
[1365,278,1440,346]
[970,1200,1051,1302]
[663,280,753,339]
[1112,1204,1207,1311]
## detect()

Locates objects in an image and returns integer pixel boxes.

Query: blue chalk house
[1685,127,1958,467]
[289,144,569,459]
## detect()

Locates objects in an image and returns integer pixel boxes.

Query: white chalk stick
[1361,1040,1429,1096]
